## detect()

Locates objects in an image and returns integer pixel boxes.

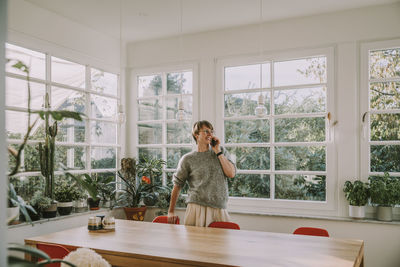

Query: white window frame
[5,42,122,180]
[131,63,199,185]
[360,38,400,180]
[216,47,336,214]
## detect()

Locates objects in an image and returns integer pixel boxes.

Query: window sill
[7,208,108,229]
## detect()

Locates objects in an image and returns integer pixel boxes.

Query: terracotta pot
[124,206,147,221]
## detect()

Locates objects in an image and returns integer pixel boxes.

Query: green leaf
[8,243,50,260]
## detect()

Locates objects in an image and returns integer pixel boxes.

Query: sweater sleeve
[172,155,189,188]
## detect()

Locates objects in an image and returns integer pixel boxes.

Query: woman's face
[196,127,214,146]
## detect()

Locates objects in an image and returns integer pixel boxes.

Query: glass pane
[6,110,44,140]
[6,43,45,80]
[228,173,270,198]
[167,122,192,144]
[52,87,86,113]
[56,146,86,170]
[138,123,162,144]
[166,96,193,120]
[225,119,270,143]
[225,63,270,91]
[9,176,44,201]
[371,113,400,141]
[91,95,117,119]
[371,145,400,172]
[91,121,117,144]
[91,147,116,169]
[369,82,400,110]
[138,75,162,97]
[138,148,162,161]
[274,57,326,87]
[8,144,18,173]
[274,86,326,114]
[226,147,270,170]
[138,98,163,121]
[275,174,326,201]
[51,57,85,88]
[167,147,192,168]
[224,92,270,117]
[56,119,85,143]
[24,144,41,172]
[370,48,400,79]
[275,146,326,171]
[91,68,118,96]
[275,117,325,142]
[167,71,193,94]
[166,172,189,196]
[6,77,46,110]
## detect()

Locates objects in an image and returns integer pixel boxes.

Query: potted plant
[7,184,36,225]
[138,157,166,206]
[66,173,101,210]
[343,180,369,219]
[112,158,159,221]
[54,178,80,216]
[94,173,115,208]
[369,172,397,221]
[30,191,52,219]
[73,186,88,213]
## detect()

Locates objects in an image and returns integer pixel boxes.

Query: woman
[168,120,236,226]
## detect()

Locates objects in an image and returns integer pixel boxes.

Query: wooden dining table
[25,219,364,267]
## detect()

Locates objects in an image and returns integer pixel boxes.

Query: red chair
[293,227,329,237]
[208,221,240,230]
[36,243,70,267]
[152,215,180,224]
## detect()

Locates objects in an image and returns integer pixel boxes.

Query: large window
[217,48,334,211]
[135,67,195,189]
[361,40,400,178]
[6,43,121,201]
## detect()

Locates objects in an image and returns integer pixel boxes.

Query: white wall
[127,3,400,267]
[1,0,8,266]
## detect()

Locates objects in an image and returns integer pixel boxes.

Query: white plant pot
[377,206,392,222]
[348,205,365,219]
[7,206,20,224]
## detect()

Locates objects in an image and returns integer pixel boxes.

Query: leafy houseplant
[66,173,101,210]
[55,178,80,215]
[138,157,166,206]
[30,191,52,220]
[369,172,398,221]
[112,158,161,221]
[343,180,369,219]
[7,184,36,225]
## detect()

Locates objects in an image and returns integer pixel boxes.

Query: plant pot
[7,206,20,225]
[124,206,147,221]
[348,205,365,219]
[74,199,88,213]
[27,205,41,221]
[88,198,100,210]
[101,200,111,208]
[377,206,392,221]
[57,201,73,216]
[42,203,57,218]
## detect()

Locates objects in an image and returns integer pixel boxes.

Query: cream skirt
[184,203,231,227]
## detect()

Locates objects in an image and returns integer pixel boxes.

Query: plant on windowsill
[369,172,398,221]
[111,158,162,221]
[55,178,81,216]
[29,191,52,220]
[65,173,101,210]
[343,180,369,219]
[138,156,166,206]
[7,184,36,225]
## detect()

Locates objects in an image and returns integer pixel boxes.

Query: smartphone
[211,139,217,147]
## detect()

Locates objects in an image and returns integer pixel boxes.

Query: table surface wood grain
[25,219,364,267]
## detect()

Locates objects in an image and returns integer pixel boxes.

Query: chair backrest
[208,221,240,230]
[37,243,70,267]
[293,227,329,237]
[152,215,180,224]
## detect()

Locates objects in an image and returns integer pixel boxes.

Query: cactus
[38,93,58,201]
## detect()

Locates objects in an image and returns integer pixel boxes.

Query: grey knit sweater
[172,147,236,209]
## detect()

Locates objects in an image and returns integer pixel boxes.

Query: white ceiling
[26,0,399,43]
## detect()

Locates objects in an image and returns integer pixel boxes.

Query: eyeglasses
[199,129,214,135]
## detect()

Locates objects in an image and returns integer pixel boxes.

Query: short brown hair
[192,120,214,144]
